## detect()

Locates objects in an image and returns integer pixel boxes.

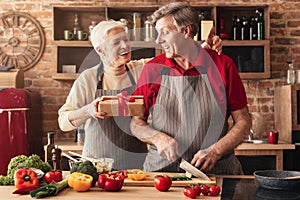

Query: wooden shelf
[222,40,269,46]
[53,40,92,47]
[52,73,79,81]
[52,4,270,80]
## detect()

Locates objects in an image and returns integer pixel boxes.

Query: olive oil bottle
[45,132,55,167]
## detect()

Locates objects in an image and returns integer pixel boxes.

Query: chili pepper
[14,168,39,193]
[98,173,125,192]
[68,172,93,192]
[12,185,39,195]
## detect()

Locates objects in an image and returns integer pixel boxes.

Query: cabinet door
[222,40,270,79]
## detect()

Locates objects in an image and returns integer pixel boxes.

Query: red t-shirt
[134,48,247,119]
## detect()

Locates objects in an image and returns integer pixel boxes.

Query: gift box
[98,94,145,116]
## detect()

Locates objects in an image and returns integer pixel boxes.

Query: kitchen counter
[50,139,295,171]
[2,176,224,200]
[2,175,299,199]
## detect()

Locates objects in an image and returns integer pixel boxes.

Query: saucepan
[254,170,300,190]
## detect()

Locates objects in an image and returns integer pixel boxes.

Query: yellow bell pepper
[127,169,146,181]
[68,172,93,192]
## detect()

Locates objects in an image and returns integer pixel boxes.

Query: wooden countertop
[1,175,228,200]
[51,139,295,153]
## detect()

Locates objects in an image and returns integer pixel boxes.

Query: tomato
[98,173,125,192]
[183,186,198,199]
[193,184,201,196]
[154,175,172,191]
[209,185,221,196]
[44,171,63,184]
[200,184,209,196]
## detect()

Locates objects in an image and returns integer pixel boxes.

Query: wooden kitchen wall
[1,0,299,142]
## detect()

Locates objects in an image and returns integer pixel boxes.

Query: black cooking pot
[254,170,300,190]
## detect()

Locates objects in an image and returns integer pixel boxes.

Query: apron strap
[195,66,207,74]
[96,64,136,90]
[125,65,136,85]
[160,67,171,76]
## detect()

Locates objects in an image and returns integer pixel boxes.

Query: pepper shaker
[52,145,62,171]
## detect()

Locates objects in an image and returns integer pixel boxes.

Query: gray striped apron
[144,67,243,175]
[83,64,147,170]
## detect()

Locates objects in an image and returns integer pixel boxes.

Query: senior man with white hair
[58,20,222,170]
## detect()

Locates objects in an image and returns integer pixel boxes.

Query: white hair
[90,20,125,54]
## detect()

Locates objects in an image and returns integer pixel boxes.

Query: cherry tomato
[200,184,209,196]
[154,175,172,191]
[209,185,221,196]
[193,184,201,196]
[183,186,198,199]
[44,171,63,184]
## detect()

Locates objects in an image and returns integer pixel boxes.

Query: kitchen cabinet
[52,4,270,80]
[275,84,300,143]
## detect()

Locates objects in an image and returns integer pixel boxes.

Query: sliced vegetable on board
[68,172,93,192]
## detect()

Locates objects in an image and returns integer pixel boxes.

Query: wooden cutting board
[124,172,216,187]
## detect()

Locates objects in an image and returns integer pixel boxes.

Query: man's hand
[190,145,221,173]
[202,27,222,55]
[152,132,178,162]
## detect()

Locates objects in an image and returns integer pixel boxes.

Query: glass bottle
[219,17,229,40]
[73,13,81,40]
[287,61,296,84]
[240,16,250,40]
[52,145,62,171]
[132,12,141,41]
[45,132,55,167]
[196,11,206,41]
[249,16,257,40]
[232,16,241,40]
[256,9,264,40]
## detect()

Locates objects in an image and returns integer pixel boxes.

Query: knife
[179,159,211,181]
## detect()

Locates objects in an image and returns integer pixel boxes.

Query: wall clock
[0,11,45,71]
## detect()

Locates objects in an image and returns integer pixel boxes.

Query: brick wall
[1,0,299,141]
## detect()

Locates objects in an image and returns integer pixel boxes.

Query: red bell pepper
[98,173,125,192]
[13,168,39,194]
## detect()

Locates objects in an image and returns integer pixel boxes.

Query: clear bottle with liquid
[132,12,141,41]
[287,61,296,84]
[45,132,55,167]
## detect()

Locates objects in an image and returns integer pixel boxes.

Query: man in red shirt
[130,2,251,174]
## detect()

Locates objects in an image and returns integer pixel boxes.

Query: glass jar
[144,20,155,42]
[120,18,129,33]
[88,21,97,41]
